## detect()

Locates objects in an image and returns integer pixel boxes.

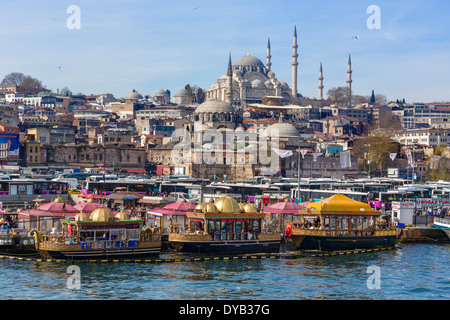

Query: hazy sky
[1,0,449,103]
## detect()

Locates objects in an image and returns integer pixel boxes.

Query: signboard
[387,168,399,178]
[392,201,415,209]
[0,134,19,158]
[415,198,450,207]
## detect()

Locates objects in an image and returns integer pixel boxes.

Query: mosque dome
[233,54,265,67]
[279,81,289,89]
[215,196,240,213]
[126,89,143,100]
[194,98,234,114]
[174,88,189,97]
[263,122,300,138]
[89,207,115,222]
[251,79,265,88]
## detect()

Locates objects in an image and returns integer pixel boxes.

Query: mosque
[206,26,353,108]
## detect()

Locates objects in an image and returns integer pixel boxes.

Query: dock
[396,227,449,243]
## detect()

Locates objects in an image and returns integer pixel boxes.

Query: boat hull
[290,229,397,251]
[37,241,161,260]
[0,237,38,256]
[291,235,396,251]
[432,219,450,240]
[169,233,281,253]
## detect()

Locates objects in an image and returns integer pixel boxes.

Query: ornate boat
[289,194,397,251]
[32,207,161,260]
[168,196,281,253]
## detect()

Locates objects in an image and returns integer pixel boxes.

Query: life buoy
[285,222,293,237]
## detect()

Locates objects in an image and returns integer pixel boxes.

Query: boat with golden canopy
[289,194,396,251]
[168,196,281,253]
[32,207,161,260]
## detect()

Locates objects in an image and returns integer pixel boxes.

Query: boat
[168,196,281,253]
[432,217,450,240]
[289,193,397,251]
[32,207,161,260]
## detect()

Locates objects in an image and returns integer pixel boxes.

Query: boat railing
[434,217,450,225]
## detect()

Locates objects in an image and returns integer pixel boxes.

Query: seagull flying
[352,36,360,39]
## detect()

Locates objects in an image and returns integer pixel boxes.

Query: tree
[352,130,399,176]
[326,87,347,105]
[60,87,72,96]
[17,76,48,95]
[1,72,26,86]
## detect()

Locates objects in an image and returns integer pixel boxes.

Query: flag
[405,150,413,168]
[298,149,308,159]
[340,151,351,168]
[313,153,323,162]
[272,148,293,158]
[389,153,397,161]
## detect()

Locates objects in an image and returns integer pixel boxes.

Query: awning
[126,169,146,173]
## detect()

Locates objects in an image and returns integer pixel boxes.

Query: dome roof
[263,122,300,138]
[205,199,219,213]
[233,54,265,67]
[155,89,169,96]
[251,79,265,88]
[215,196,240,213]
[53,196,64,203]
[115,211,130,220]
[89,207,115,222]
[194,98,234,114]
[126,89,143,100]
[307,194,374,213]
[74,212,90,221]
[174,89,189,97]
[195,202,206,213]
[243,202,257,213]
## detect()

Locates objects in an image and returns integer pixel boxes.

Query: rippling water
[1,243,449,300]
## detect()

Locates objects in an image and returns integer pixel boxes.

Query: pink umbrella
[147,208,187,216]
[73,202,106,213]
[263,200,309,214]
[163,201,196,212]
[18,209,54,219]
[36,202,79,216]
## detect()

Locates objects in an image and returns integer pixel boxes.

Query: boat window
[127,229,140,240]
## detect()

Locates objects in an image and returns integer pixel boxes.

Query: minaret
[347,54,352,106]
[226,52,233,103]
[266,37,272,71]
[318,62,324,100]
[292,25,298,99]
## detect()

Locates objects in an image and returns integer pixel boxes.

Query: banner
[389,153,397,161]
[405,150,413,168]
[272,148,293,158]
[339,151,351,169]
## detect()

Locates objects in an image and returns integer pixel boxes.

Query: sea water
[0,243,448,300]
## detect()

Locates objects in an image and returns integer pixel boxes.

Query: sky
[1,0,450,103]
